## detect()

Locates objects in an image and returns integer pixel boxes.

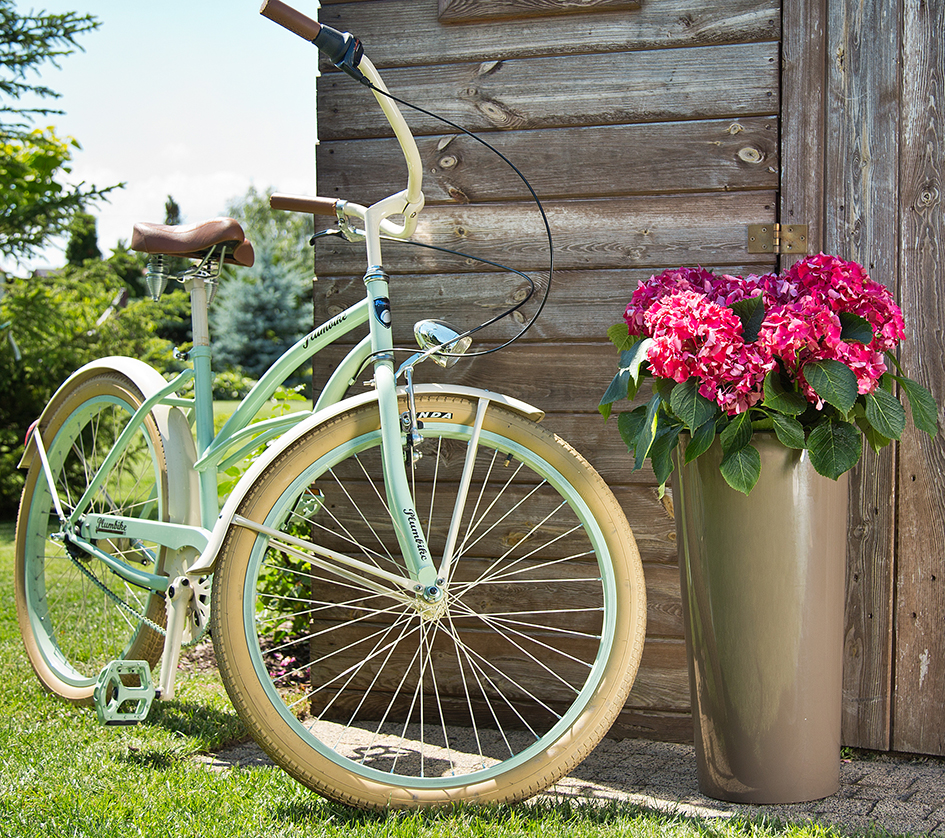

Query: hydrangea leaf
[607,322,634,351]
[895,374,939,437]
[669,377,718,432]
[617,405,648,456]
[762,371,809,415]
[719,411,753,455]
[771,413,806,449]
[729,295,766,343]
[719,444,761,494]
[839,311,874,344]
[804,359,859,414]
[650,425,682,488]
[684,419,717,464]
[599,337,652,417]
[807,420,862,479]
[864,387,906,440]
[633,394,663,470]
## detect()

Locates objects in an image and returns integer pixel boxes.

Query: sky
[11,0,322,271]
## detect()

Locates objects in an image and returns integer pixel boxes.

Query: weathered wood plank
[893,0,945,757]
[317,0,780,67]
[608,709,693,742]
[438,0,640,23]
[825,0,900,754]
[312,193,779,275]
[317,45,779,139]
[317,118,779,205]
[642,562,684,638]
[780,0,826,261]
[311,266,779,347]
[624,638,690,711]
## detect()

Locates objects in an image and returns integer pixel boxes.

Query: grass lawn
[0,520,894,838]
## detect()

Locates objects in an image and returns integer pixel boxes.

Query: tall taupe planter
[673,435,848,804]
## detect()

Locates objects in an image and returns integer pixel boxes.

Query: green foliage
[164,195,182,226]
[0,259,176,513]
[64,210,101,265]
[225,185,313,272]
[0,2,117,261]
[211,242,312,384]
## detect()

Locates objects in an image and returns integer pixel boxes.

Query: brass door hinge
[747,223,809,255]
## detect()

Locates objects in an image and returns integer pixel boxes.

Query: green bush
[0,262,177,514]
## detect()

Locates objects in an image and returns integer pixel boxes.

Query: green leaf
[669,377,719,432]
[719,411,753,455]
[771,413,806,448]
[729,295,766,343]
[856,415,892,454]
[895,374,939,437]
[864,387,906,440]
[617,406,648,455]
[633,394,663,470]
[763,371,809,415]
[599,370,627,419]
[803,359,859,414]
[839,311,874,344]
[650,425,682,488]
[807,420,862,479]
[607,322,633,351]
[599,337,652,417]
[719,444,762,494]
[684,419,717,463]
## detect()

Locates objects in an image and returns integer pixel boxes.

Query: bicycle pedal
[93,660,155,726]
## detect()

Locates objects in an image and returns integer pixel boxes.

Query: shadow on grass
[142,697,246,752]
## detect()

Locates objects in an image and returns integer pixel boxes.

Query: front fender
[187,383,543,575]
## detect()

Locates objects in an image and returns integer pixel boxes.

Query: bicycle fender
[188,383,544,576]
[18,356,200,529]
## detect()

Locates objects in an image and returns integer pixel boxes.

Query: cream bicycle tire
[212,393,646,808]
[15,371,169,704]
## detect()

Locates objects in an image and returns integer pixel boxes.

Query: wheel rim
[21,392,165,687]
[239,419,619,789]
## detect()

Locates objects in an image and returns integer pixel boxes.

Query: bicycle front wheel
[15,371,169,703]
[212,393,645,808]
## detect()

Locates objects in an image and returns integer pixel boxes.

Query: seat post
[186,273,219,529]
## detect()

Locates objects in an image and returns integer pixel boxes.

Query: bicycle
[14,0,646,809]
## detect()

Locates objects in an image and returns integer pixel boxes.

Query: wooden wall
[783,0,945,757]
[312,0,781,742]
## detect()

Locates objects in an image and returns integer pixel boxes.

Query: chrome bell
[413,319,473,368]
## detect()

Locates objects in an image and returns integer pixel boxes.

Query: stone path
[199,736,945,834]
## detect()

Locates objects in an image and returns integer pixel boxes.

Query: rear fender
[18,356,199,528]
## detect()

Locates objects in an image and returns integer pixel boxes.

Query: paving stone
[199,734,945,833]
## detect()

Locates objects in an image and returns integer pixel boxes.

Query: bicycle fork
[362,266,443,602]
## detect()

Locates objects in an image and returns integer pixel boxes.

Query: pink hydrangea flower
[643,290,775,415]
[622,255,908,413]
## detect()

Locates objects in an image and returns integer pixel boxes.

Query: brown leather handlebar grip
[270,193,340,216]
[259,0,321,42]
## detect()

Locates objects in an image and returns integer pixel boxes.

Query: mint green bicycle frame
[28,54,447,698]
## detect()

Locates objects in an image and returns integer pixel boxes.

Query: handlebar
[259,0,320,42]
[260,0,424,244]
[269,194,339,217]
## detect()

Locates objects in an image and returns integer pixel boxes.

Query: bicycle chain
[64,540,210,647]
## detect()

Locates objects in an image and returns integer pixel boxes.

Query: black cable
[359,79,554,357]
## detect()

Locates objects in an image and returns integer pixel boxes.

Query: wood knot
[738,146,764,164]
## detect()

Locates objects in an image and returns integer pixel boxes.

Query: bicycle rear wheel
[212,393,645,808]
[15,371,169,703]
